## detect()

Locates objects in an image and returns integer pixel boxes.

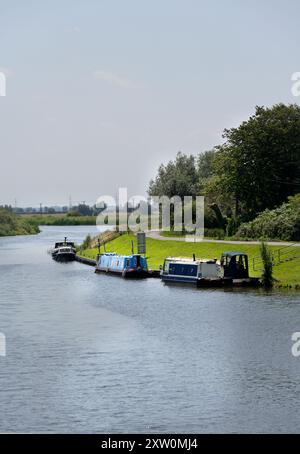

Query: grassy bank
[0,209,40,237]
[79,233,300,288]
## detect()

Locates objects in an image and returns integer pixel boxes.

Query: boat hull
[95,267,148,278]
[161,275,198,285]
[197,278,233,288]
[162,275,261,288]
[52,253,76,263]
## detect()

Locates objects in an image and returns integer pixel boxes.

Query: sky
[0,0,299,207]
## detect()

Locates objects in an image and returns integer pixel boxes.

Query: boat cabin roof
[164,257,218,265]
[100,253,144,259]
[55,241,75,248]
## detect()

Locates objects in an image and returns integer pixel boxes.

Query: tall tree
[148,152,198,199]
[197,149,216,183]
[212,104,300,219]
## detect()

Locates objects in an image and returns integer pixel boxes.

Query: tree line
[148,104,300,239]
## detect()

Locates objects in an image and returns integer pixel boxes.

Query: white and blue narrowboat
[95,253,149,278]
[161,252,260,287]
[161,257,222,285]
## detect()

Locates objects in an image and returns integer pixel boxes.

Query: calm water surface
[0,226,300,433]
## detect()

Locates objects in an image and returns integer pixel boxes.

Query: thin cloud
[92,69,138,89]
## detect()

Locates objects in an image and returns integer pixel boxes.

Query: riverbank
[0,209,40,237]
[79,233,300,288]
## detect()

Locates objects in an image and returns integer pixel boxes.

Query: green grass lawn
[79,233,300,288]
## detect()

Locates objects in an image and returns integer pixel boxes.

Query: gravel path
[146,230,300,247]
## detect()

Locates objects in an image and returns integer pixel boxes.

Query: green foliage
[148,104,300,233]
[0,209,40,237]
[204,207,223,229]
[226,217,240,237]
[260,242,274,288]
[26,212,129,227]
[236,194,300,241]
[67,210,82,217]
[81,234,92,250]
[148,152,198,199]
[148,150,219,200]
[212,104,300,218]
[204,228,226,239]
[209,203,227,230]
[27,215,97,226]
[197,149,216,192]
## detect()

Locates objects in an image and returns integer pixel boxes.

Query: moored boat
[51,237,76,262]
[95,253,149,278]
[161,257,222,285]
[161,252,261,287]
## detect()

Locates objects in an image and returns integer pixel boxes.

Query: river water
[0,226,300,433]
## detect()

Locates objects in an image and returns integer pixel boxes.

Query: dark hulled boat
[51,237,76,262]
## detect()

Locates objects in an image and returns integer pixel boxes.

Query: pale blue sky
[0,0,299,206]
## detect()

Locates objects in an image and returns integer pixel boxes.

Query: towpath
[146,230,300,247]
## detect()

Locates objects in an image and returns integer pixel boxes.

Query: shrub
[204,228,226,239]
[260,242,274,288]
[0,209,40,236]
[81,234,92,250]
[236,194,300,241]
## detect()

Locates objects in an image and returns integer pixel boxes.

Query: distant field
[22,213,128,226]
[24,214,97,226]
[79,233,300,288]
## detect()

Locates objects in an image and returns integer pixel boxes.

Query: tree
[72,204,92,216]
[148,152,198,199]
[197,149,216,191]
[212,104,300,219]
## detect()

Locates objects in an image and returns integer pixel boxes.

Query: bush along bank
[0,209,40,237]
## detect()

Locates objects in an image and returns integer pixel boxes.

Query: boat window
[169,264,197,276]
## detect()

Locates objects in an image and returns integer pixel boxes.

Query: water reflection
[0,226,300,433]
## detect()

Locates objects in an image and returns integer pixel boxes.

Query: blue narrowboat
[161,257,222,285]
[95,253,149,278]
